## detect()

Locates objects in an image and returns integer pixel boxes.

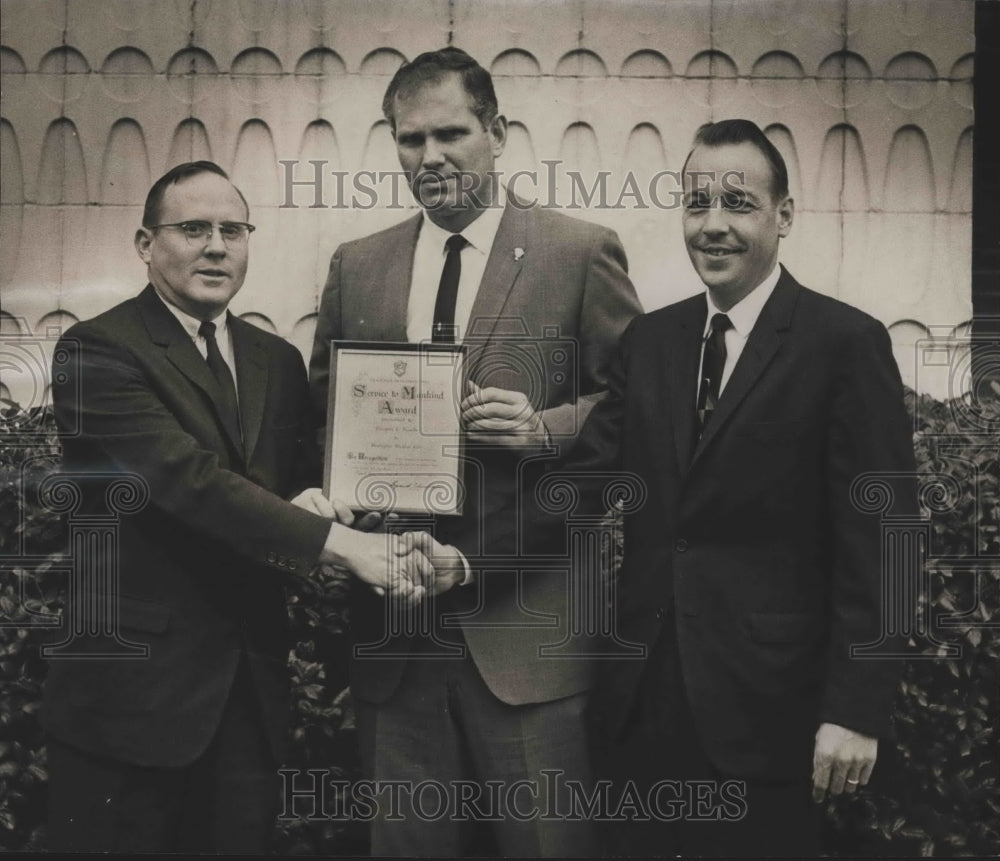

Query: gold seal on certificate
[323,341,466,515]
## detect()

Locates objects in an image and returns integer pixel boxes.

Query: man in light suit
[309,47,641,856]
[44,161,430,853]
[574,120,917,856]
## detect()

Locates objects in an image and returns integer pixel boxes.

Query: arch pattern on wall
[0,0,975,402]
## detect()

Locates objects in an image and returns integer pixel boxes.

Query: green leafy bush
[821,392,1000,857]
[1,395,997,855]
[0,405,63,851]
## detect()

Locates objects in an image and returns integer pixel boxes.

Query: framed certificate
[323,341,466,515]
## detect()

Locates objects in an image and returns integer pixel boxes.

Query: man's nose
[702,203,730,235]
[203,226,227,255]
[422,139,446,169]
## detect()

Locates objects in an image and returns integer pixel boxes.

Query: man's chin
[419,198,480,219]
[693,266,733,289]
[192,283,240,309]
[417,191,452,210]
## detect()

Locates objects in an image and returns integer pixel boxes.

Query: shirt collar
[704,263,782,339]
[152,286,229,341]
[420,182,506,256]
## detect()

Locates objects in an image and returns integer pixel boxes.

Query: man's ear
[776,196,794,238]
[135,228,153,263]
[489,113,508,158]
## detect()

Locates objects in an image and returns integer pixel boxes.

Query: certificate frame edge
[322,339,467,515]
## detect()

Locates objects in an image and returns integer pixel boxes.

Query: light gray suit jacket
[310,199,641,705]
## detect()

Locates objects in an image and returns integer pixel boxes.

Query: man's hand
[320,523,432,605]
[291,490,386,592]
[812,722,878,802]
[398,532,468,596]
[461,381,548,447]
[290,489,384,531]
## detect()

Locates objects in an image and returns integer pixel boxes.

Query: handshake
[290,488,466,604]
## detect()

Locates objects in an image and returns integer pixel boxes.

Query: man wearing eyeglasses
[43,161,434,853]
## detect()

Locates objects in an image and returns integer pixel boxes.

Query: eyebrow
[681,188,763,205]
[396,123,472,142]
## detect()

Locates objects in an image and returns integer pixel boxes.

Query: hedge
[0,392,997,855]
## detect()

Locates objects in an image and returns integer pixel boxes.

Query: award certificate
[323,341,466,515]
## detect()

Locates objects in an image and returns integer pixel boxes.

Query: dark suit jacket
[310,200,641,706]
[576,267,917,780]
[44,285,332,768]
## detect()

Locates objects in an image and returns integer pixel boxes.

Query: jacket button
[655,607,665,620]
[675,539,688,552]
[266,551,277,563]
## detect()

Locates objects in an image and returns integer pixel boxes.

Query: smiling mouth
[697,247,741,258]
[197,269,229,278]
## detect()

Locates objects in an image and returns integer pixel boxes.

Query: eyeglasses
[148,220,256,246]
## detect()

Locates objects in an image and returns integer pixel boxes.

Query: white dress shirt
[699,263,781,399]
[405,191,507,586]
[406,185,506,343]
[153,287,239,402]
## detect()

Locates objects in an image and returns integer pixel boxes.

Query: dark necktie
[198,320,242,450]
[696,312,733,431]
[432,234,469,343]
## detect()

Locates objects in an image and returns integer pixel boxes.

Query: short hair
[382,47,499,132]
[683,119,789,202]
[142,161,248,227]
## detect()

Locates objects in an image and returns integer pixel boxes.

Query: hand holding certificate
[460,380,549,447]
[323,342,466,516]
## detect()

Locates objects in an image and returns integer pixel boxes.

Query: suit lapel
[381,215,420,341]
[139,284,219,402]
[690,269,799,466]
[671,297,706,475]
[465,200,527,340]
[230,314,267,462]
[138,285,246,463]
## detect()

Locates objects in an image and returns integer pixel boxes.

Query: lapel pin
[514,247,525,262]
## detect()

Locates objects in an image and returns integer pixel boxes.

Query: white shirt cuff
[456,549,475,586]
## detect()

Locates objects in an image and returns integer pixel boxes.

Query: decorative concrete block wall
[0,0,974,403]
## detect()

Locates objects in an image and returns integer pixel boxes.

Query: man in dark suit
[574,120,917,856]
[44,161,431,853]
[309,48,641,856]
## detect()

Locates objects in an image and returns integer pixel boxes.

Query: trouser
[356,631,597,857]
[599,617,823,857]
[46,655,279,854]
